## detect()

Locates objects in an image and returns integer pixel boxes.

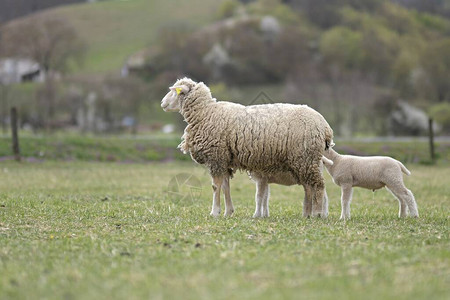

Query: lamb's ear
[325,139,335,150]
[322,156,333,166]
[170,85,190,95]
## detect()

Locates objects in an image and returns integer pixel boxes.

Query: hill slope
[13,0,222,74]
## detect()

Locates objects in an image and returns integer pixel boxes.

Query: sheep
[322,147,419,220]
[161,77,333,218]
[249,156,333,218]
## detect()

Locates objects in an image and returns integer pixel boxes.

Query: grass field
[0,161,448,299]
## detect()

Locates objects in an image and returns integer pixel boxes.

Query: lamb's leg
[319,160,329,218]
[261,183,270,217]
[386,183,419,218]
[210,175,223,217]
[396,196,408,218]
[406,189,419,217]
[302,185,312,218]
[222,176,234,216]
[323,188,329,218]
[340,185,353,220]
[253,178,267,218]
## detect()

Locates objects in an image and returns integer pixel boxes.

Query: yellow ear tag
[175,87,182,95]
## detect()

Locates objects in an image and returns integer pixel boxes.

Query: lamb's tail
[398,161,411,176]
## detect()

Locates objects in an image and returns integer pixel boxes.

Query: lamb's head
[323,140,337,162]
[161,78,197,112]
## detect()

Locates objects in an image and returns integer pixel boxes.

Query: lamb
[321,147,419,220]
[249,156,333,218]
[161,77,333,218]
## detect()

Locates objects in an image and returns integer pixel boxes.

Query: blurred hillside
[0,0,450,139]
[1,0,222,74]
[140,0,450,136]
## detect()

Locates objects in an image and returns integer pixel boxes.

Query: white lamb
[322,147,419,220]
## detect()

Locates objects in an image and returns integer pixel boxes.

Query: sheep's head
[161,78,197,112]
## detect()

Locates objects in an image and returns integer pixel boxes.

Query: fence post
[10,107,21,162]
[428,118,435,163]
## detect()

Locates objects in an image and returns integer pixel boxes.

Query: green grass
[0,161,448,299]
[0,134,189,162]
[1,134,449,165]
[35,0,222,73]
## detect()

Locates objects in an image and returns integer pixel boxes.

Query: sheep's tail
[321,156,333,166]
[398,161,411,176]
[324,126,334,150]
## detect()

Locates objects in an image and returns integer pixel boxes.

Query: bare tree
[1,15,85,74]
[1,15,85,131]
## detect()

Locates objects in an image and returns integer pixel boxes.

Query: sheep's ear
[170,85,190,95]
[331,142,335,148]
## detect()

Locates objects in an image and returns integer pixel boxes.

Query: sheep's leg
[311,185,326,218]
[253,178,267,218]
[210,176,223,217]
[302,185,312,218]
[340,185,353,220]
[302,163,326,218]
[304,185,328,218]
[306,186,329,218]
[261,183,270,217]
[386,183,419,218]
[222,176,234,216]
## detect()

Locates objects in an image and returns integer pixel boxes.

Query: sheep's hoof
[312,211,324,218]
[252,213,262,218]
[224,209,234,217]
[210,210,221,217]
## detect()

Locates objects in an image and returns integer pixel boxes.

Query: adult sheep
[161,78,333,218]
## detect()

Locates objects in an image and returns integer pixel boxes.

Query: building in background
[0,58,45,85]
